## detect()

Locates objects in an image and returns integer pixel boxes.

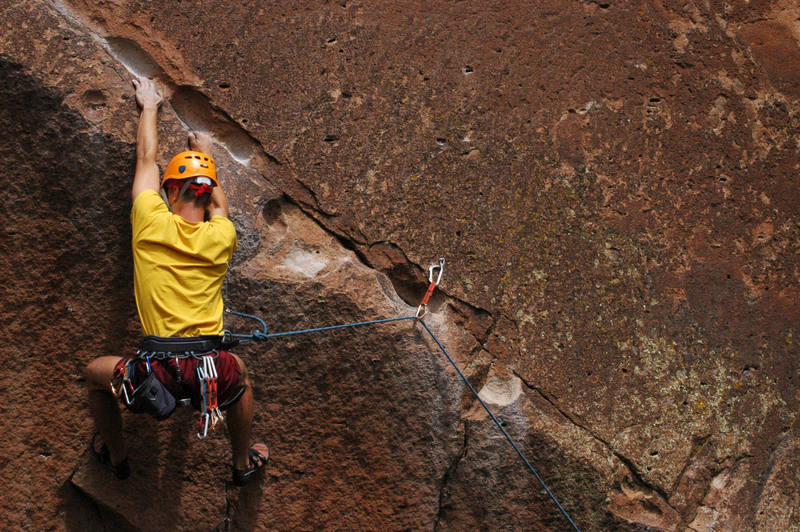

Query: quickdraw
[415,257,445,319]
[221,257,581,531]
[197,355,224,439]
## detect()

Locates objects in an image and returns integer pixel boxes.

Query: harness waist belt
[140,335,223,354]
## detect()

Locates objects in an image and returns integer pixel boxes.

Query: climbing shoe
[91,431,130,480]
[232,442,269,486]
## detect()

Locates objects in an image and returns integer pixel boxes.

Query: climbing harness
[225,258,581,531]
[127,335,240,439]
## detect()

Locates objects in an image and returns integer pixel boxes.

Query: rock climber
[84,76,269,485]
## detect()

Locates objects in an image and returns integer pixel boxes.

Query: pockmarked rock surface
[1,0,798,530]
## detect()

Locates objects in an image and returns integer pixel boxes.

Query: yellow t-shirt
[131,190,236,337]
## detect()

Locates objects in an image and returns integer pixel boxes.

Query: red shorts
[114,351,244,412]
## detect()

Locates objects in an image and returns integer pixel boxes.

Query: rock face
[1,1,799,530]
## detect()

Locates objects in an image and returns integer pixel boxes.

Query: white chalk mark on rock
[281,246,329,278]
[478,375,522,407]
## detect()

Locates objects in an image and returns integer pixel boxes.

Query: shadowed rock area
[1,0,798,530]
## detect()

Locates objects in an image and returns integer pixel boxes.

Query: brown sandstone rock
[1,0,798,530]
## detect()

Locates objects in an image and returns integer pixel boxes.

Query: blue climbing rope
[419,319,581,532]
[226,312,417,342]
[225,259,580,530]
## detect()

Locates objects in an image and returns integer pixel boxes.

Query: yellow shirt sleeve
[131,189,170,241]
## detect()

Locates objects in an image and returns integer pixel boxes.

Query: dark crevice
[103,35,281,168]
[279,192,496,334]
[57,1,496,358]
[290,176,324,212]
[366,240,446,310]
[669,433,713,495]
[434,426,468,531]
[514,371,680,514]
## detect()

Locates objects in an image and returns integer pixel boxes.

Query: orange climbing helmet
[162,150,218,188]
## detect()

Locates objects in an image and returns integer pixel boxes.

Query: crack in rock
[434,426,468,531]
[104,38,278,168]
[53,1,504,355]
[54,0,281,168]
[513,370,684,520]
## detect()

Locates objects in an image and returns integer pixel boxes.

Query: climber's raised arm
[131,76,163,202]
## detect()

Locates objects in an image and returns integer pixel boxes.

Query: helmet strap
[162,179,212,211]
[178,179,194,201]
[160,187,172,211]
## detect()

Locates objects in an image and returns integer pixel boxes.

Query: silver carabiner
[197,413,210,440]
[121,382,132,405]
[428,257,445,286]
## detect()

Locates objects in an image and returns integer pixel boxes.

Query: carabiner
[428,257,445,286]
[121,382,132,405]
[197,413,210,439]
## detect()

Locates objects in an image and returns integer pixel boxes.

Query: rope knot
[251,330,269,341]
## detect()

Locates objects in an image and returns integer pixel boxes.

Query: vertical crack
[434,426,468,532]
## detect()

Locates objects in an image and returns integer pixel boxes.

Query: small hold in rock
[219,82,230,89]
[82,89,107,107]
[463,65,474,75]
[324,134,339,142]
[436,138,446,145]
